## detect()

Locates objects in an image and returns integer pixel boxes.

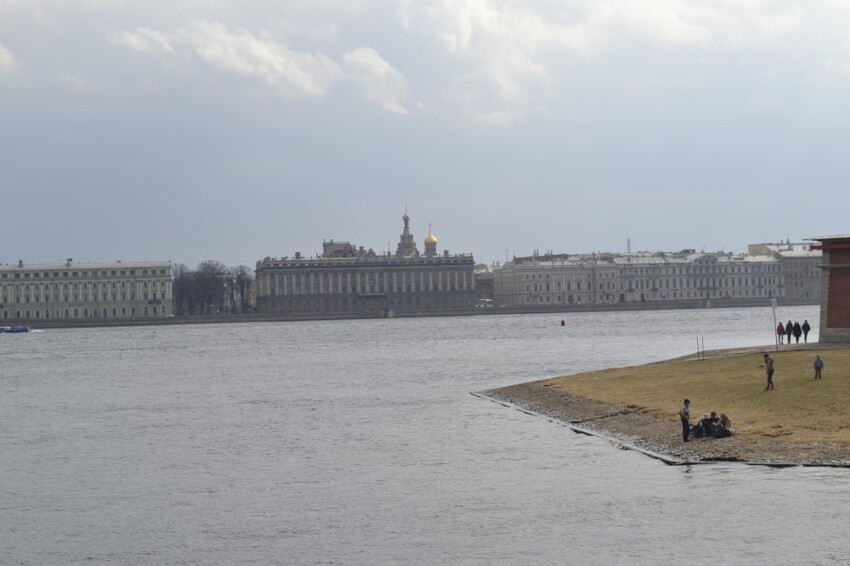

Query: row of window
[270,271,469,284]
[508,263,786,281]
[517,271,617,280]
[509,287,781,305]
[1,292,160,304]
[266,271,472,295]
[1,269,169,279]
[270,283,468,295]
[621,265,781,275]
[499,276,784,294]
[3,305,170,319]
[265,294,471,312]
[2,281,167,293]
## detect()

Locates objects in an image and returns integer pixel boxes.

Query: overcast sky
[2,1,849,269]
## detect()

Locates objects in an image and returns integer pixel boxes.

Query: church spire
[396,207,419,257]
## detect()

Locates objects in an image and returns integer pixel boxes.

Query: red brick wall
[826,249,850,328]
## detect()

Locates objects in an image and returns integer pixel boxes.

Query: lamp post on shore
[771,298,778,351]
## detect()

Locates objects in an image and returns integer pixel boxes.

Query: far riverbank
[9,296,819,330]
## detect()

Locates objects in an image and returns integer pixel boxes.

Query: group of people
[679,399,734,442]
[763,352,825,390]
[679,348,826,442]
[776,319,811,344]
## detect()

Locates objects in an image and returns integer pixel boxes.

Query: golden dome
[424,225,438,246]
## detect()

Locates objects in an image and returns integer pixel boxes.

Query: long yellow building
[1,259,172,322]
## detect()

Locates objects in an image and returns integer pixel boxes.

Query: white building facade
[492,247,813,307]
[748,242,822,300]
[1,259,173,321]
[492,257,620,306]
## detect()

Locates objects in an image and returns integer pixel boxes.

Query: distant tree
[172,260,254,315]
[172,263,193,316]
[231,265,253,313]
[195,260,228,314]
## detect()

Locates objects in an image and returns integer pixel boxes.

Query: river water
[2,305,848,565]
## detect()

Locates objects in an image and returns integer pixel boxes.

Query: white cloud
[107,21,411,109]
[107,27,175,54]
[57,70,86,88]
[404,0,843,123]
[108,21,347,99]
[449,72,530,126]
[343,47,409,114]
[425,0,600,55]
[606,1,807,48]
[413,0,602,123]
[177,21,345,97]
[96,2,850,124]
[0,41,17,74]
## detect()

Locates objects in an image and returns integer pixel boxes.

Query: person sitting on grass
[703,411,721,437]
[691,414,709,438]
[713,413,735,438]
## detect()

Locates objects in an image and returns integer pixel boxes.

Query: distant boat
[0,326,30,333]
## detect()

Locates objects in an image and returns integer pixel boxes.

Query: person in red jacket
[777,322,785,344]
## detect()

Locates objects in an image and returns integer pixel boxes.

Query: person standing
[814,354,824,380]
[793,322,802,344]
[802,320,811,343]
[785,320,794,345]
[764,353,775,390]
[777,322,785,344]
[680,399,691,442]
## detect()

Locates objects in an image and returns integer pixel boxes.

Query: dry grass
[539,348,850,445]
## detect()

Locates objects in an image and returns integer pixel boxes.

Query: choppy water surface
[2,306,847,565]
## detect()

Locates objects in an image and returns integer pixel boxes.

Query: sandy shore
[480,348,850,467]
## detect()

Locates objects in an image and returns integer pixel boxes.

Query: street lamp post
[771,298,778,351]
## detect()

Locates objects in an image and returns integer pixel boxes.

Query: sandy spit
[478,381,850,468]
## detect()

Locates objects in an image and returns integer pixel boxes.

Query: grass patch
[539,348,850,445]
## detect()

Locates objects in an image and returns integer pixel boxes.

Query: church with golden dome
[255,211,476,318]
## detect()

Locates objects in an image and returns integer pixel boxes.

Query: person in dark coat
[786,320,794,344]
[702,411,720,437]
[777,322,785,344]
[763,353,775,390]
[802,320,811,343]
[714,413,734,438]
[793,322,802,344]
[680,399,691,442]
[691,414,709,438]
